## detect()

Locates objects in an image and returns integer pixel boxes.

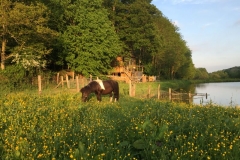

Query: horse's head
[80,86,91,102]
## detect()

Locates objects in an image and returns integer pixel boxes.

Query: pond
[192,82,240,107]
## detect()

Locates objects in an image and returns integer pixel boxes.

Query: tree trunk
[1,3,7,69]
[1,33,6,70]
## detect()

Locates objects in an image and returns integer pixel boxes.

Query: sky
[152,0,240,73]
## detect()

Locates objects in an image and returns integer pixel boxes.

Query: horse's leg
[98,93,102,101]
[95,92,101,102]
[113,91,118,102]
[109,92,112,102]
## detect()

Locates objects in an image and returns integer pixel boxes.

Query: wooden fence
[37,74,89,94]
[128,82,209,104]
[37,75,208,104]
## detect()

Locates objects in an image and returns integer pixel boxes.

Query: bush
[0,65,59,94]
[0,65,27,93]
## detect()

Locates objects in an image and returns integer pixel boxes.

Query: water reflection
[187,82,240,107]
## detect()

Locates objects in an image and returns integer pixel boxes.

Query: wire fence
[34,75,208,104]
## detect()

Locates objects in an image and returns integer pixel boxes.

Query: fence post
[169,88,172,101]
[90,75,92,82]
[158,84,160,99]
[132,82,135,97]
[38,75,42,94]
[57,72,59,84]
[188,92,191,104]
[129,80,135,97]
[76,76,79,92]
[61,76,64,88]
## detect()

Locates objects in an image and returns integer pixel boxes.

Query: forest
[0,0,239,86]
[195,67,240,80]
[0,0,194,79]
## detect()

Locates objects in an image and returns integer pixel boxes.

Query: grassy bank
[1,92,240,159]
[119,80,192,96]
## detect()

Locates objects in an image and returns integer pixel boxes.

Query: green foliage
[1,93,240,159]
[116,0,159,59]
[195,66,240,80]
[61,0,122,76]
[0,65,56,93]
[209,70,229,79]
[175,50,195,79]
[0,0,57,70]
[194,68,209,80]
[104,0,180,78]
[224,67,240,78]
[0,65,26,92]
[11,44,52,69]
[0,0,200,80]
[150,12,194,79]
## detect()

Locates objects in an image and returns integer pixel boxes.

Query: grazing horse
[80,80,119,102]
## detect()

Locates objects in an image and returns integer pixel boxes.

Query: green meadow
[0,82,240,160]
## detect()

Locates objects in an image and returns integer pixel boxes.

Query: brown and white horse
[80,80,119,102]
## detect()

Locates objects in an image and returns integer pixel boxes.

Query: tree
[103,0,196,79]
[37,0,74,69]
[224,67,240,78]
[209,71,229,79]
[103,0,160,66]
[194,68,209,80]
[175,49,195,79]
[0,0,57,70]
[153,12,194,79]
[61,0,122,76]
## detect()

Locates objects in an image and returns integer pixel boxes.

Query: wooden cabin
[108,56,146,83]
[55,56,156,84]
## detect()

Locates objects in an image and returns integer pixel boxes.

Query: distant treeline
[194,66,240,80]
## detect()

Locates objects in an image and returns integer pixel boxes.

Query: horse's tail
[114,81,119,101]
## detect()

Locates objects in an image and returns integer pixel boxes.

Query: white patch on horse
[94,79,105,90]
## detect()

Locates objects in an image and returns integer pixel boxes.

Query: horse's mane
[89,81,99,87]
[84,81,100,91]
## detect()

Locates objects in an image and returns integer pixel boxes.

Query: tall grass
[119,81,192,99]
[0,91,239,159]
